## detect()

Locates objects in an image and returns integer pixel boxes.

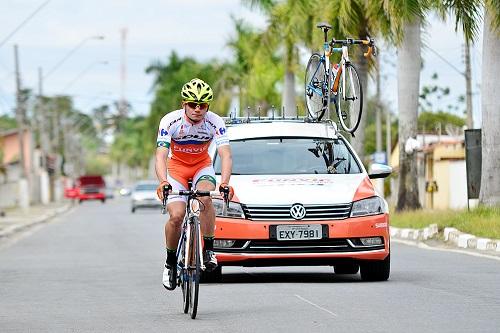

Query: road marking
[294,294,338,317]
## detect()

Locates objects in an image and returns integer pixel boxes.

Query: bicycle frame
[176,196,204,273]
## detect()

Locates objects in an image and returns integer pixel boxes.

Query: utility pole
[14,44,30,209]
[14,45,27,179]
[119,28,128,124]
[464,39,473,129]
[375,51,382,155]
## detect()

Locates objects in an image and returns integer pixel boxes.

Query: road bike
[161,183,228,319]
[305,22,375,134]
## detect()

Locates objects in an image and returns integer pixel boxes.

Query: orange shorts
[167,158,216,203]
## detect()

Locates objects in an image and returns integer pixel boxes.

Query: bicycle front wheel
[336,63,363,133]
[181,226,189,314]
[188,216,201,319]
[305,53,327,121]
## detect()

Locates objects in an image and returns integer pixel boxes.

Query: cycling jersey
[156,109,229,165]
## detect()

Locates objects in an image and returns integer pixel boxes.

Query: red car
[76,175,106,203]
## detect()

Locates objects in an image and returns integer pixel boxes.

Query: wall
[449,160,467,209]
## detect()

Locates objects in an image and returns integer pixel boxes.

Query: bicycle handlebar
[330,37,376,58]
[161,186,229,215]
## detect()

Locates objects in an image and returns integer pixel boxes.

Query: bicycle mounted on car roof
[305,22,376,134]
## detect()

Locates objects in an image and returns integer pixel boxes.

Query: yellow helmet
[181,78,213,103]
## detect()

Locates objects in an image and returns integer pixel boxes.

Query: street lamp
[43,35,105,80]
[61,60,108,93]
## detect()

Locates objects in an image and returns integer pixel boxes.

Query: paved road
[1,198,499,332]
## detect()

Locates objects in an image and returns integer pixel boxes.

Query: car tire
[360,255,390,281]
[334,263,359,275]
[200,265,222,283]
[131,207,136,213]
[101,199,106,203]
[78,199,82,204]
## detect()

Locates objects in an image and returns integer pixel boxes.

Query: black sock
[166,249,176,267]
[204,236,214,251]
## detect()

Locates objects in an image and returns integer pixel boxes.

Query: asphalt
[0,198,499,332]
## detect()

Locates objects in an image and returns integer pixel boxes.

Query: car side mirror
[368,163,392,179]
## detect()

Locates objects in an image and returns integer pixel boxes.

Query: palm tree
[479,3,500,206]
[441,0,500,206]
[379,1,427,211]
[243,0,312,116]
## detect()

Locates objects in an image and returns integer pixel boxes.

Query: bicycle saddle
[316,22,332,30]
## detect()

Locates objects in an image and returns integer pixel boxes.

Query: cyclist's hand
[157,181,171,200]
[219,183,234,201]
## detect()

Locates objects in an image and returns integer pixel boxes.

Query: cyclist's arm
[155,147,169,182]
[217,145,232,184]
[156,116,171,183]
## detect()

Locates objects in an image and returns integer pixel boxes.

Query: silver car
[131,181,161,213]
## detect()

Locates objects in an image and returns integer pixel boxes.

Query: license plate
[276,224,322,241]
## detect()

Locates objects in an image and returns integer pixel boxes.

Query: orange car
[204,119,392,282]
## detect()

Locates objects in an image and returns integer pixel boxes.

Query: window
[214,138,361,175]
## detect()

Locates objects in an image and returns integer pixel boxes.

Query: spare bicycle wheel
[336,63,363,133]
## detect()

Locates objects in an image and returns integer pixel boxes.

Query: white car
[205,118,392,282]
[131,181,161,213]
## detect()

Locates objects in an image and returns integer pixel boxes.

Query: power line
[425,45,465,77]
[0,0,52,48]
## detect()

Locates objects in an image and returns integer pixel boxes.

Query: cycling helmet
[181,78,213,103]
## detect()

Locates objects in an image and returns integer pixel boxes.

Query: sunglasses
[186,102,209,110]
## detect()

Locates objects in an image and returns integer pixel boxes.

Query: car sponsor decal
[251,177,335,185]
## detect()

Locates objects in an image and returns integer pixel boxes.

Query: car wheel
[334,263,359,275]
[78,199,82,204]
[131,207,136,213]
[101,199,106,203]
[200,265,222,283]
[360,255,390,281]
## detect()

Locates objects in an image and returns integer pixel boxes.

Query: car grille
[241,203,352,221]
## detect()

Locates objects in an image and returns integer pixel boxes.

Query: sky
[0,0,484,127]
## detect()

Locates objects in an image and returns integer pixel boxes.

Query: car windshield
[135,184,156,191]
[214,138,361,175]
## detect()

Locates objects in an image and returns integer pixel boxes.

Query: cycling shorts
[167,159,216,204]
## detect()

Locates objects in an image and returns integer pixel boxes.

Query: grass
[390,206,500,239]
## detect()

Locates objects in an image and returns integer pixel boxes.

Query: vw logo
[290,204,306,220]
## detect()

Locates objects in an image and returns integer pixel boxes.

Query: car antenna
[271,105,275,120]
[258,105,261,120]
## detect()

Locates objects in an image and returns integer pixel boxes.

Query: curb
[390,224,500,253]
[0,204,72,239]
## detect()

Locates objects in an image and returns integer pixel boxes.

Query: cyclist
[155,78,234,290]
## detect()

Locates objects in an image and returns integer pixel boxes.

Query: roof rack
[224,105,334,125]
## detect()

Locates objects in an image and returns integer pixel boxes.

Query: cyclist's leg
[163,161,190,289]
[193,165,218,270]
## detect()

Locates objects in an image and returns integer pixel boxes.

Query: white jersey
[156,109,229,165]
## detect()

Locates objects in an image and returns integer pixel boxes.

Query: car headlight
[212,199,245,218]
[350,196,387,217]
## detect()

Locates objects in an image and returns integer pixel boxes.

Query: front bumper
[214,213,390,266]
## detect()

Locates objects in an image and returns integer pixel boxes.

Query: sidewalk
[391,224,500,259]
[0,201,73,239]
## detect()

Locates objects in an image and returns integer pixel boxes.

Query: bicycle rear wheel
[305,53,327,121]
[188,217,200,319]
[336,63,363,133]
